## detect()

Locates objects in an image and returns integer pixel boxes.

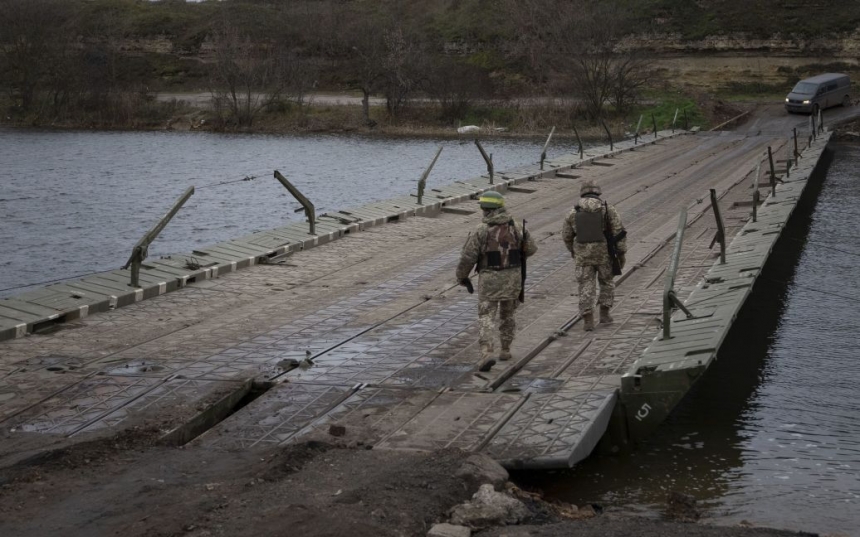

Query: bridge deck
[0,129,829,469]
[0,133,672,342]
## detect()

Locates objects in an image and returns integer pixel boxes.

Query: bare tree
[550,2,625,119]
[426,58,493,121]
[379,26,425,117]
[342,19,386,126]
[208,13,296,127]
[502,0,650,119]
[500,0,555,82]
[0,0,71,113]
[609,53,650,115]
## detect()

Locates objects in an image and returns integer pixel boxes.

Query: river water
[527,142,860,536]
[2,130,859,535]
[0,128,577,297]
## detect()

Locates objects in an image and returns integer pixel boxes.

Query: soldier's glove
[459,278,474,294]
[618,253,626,270]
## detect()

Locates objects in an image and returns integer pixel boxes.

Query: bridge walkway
[0,130,821,469]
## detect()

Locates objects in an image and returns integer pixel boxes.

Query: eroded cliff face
[619,30,860,56]
[95,30,860,96]
[110,36,215,59]
[115,28,860,60]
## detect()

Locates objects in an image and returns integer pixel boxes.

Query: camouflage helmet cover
[580,180,602,196]
[479,190,505,209]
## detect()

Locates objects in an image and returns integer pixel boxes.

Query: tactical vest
[574,206,605,243]
[482,220,522,271]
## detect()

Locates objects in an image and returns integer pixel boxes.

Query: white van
[785,73,851,114]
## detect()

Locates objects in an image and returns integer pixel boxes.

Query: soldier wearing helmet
[561,180,627,331]
[456,190,537,370]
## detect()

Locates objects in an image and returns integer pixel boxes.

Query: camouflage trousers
[478,299,518,350]
[576,263,614,315]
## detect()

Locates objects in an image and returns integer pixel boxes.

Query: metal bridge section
[0,127,835,470]
[621,133,832,441]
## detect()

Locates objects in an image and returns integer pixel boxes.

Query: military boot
[583,312,595,331]
[499,343,512,362]
[599,305,614,324]
[478,343,496,372]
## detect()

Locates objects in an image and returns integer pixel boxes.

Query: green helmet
[479,190,505,209]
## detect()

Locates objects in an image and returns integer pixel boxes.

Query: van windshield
[792,82,817,95]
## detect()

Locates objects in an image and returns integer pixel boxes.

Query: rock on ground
[449,484,530,529]
[455,453,509,495]
[428,523,472,537]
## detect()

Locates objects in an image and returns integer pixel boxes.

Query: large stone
[449,484,530,529]
[427,523,471,537]
[455,453,509,495]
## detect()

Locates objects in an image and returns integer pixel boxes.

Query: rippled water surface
[530,143,860,536]
[0,128,578,296]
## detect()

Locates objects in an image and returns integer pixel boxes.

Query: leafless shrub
[207,6,315,128]
[609,53,650,115]
[426,58,494,121]
[341,19,385,126]
[502,0,651,119]
[379,26,427,118]
[0,0,72,113]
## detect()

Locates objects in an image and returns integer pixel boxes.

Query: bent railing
[124,186,195,287]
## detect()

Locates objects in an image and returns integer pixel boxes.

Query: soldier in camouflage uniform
[561,180,627,331]
[456,191,537,369]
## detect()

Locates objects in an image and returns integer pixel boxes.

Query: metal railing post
[810,114,816,140]
[752,163,760,223]
[274,170,316,235]
[662,208,694,340]
[672,108,679,133]
[415,145,443,204]
[652,113,658,139]
[793,127,799,159]
[474,140,493,185]
[572,124,584,159]
[600,119,613,151]
[123,186,195,287]
[709,189,726,264]
[634,114,643,145]
[540,126,555,170]
[818,108,824,133]
[767,146,776,198]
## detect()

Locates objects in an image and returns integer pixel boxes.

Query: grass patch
[633,97,706,131]
[716,80,793,101]
[460,106,518,129]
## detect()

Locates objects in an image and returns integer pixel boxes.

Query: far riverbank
[0,91,741,139]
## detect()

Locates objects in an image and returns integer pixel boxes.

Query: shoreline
[0,429,821,537]
[0,115,619,141]
[1,91,739,139]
